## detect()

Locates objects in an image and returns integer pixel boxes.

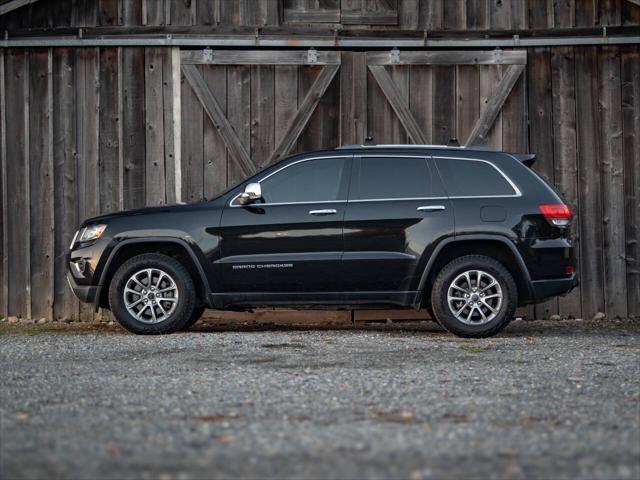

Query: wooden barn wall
[0,0,639,30]
[0,44,639,321]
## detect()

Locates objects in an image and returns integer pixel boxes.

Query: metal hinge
[307,48,318,64]
[493,47,504,63]
[203,47,214,62]
[390,47,401,64]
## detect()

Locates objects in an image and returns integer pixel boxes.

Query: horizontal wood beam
[465,64,526,146]
[368,65,429,144]
[181,49,341,65]
[367,50,527,65]
[265,64,340,166]
[181,64,256,178]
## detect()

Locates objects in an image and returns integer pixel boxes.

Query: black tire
[181,305,206,331]
[108,253,196,334]
[430,255,517,338]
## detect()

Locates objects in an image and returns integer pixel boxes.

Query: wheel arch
[95,238,211,310]
[414,235,534,309]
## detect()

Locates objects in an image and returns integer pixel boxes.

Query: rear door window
[435,158,517,197]
[353,156,445,200]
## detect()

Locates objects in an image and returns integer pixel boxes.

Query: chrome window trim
[431,155,522,198]
[228,153,521,207]
[229,155,350,207]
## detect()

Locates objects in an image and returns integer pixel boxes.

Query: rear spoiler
[511,153,536,167]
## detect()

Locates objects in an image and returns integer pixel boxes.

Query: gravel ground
[0,318,639,480]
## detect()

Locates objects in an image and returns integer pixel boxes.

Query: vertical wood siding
[1,0,638,30]
[0,45,638,320]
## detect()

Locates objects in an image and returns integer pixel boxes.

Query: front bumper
[66,272,99,304]
[530,273,578,301]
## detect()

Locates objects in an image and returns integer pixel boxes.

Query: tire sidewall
[432,256,517,337]
[109,254,195,334]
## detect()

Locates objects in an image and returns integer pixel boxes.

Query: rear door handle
[417,205,446,212]
[309,209,337,216]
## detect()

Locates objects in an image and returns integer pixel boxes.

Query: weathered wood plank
[181,50,341,66]
[443,0,466,29]
[490,0,511,29]
[621,46,640,317]
[180,64,204,202]
[203,65,228,198]
[551,46,581,318]
[527,48,557,318]
[145,0,167,25]
[4,50,30,317]
[398,0,418,29]
[99,47,121,213]
[71,0,99,26]
[409,65,433,144]
[368,65,428,144]
[163,48,180,203]
[341,0,399,25]
[52,48,79,321]
[196,0,220,25]
[432,65,456,144]
[510,0,528,29]
[366,50,526,66]
[575,46,605,318]
[122,47,146,209]
[200,308,352,326]
[466,0,488,29]
[251,65,275,167]
[75,48,100,321]
[297,64,340,152]
[456,65,480,146]
[275,65,298,151]
[599,0,622,25]
[266,64,339,165]
[420,0,443,28]
[28,49,53,320]
[479,65,503,149]
[0,0,38,16]
[388,65,409,143]
[145,47,166,205]
[575,0,598,26]
[0,49,5,316]
[283,0,341,23]
[170,0,196,25]
[182,63,255,179]
[528,0,553,28]
[122,0,143,25]
[465,64,525,146]
[340,52,367,145]
[226,65,250,185]
[98,0,120,26]
[598,45,627,318]
[553,0,576,27]
[501,64,528,153]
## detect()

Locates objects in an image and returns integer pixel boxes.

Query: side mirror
[236,182,262,205]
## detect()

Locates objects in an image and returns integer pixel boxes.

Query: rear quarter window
[435,158,517,197]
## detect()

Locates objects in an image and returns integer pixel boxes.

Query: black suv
[67,145,577,337]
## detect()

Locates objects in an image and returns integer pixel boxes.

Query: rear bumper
[530,273,578,301]
[66,272,99,304]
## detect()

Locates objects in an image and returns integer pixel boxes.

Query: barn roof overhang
[1,25,639,48]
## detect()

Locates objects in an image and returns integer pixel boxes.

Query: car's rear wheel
[108,253,196,334]
[431,255,517,338]
[181,305,206,331]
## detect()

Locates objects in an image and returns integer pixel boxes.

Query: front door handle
[309,209,337,216]
[417,205,446,212]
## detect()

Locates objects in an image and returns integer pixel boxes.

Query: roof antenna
[447,137,460,147]
[364,136,376,146]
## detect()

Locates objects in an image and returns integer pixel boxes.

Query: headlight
[76,224,107,244]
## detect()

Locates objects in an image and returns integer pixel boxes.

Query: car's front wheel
[431,255,517,338]
[108,253,196,334]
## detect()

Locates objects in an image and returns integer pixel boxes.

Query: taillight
[539,204,573,227]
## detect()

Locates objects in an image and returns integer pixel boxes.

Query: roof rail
[335,144,502,152]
